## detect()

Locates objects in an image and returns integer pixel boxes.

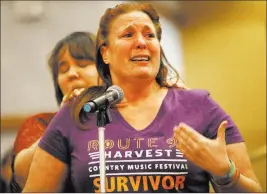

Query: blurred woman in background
[10,31,100,192]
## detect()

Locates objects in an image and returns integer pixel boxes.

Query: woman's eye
[59,64,69,73]
[122,33,132,38]
[146,33,155,38]
[78,63,88,67]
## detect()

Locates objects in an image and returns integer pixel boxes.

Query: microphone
[83,85,124,113]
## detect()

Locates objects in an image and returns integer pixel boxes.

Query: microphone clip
[96,103,112,127]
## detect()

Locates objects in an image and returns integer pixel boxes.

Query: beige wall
[180,1,266,191]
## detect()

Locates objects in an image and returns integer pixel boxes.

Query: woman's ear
[100,46,109,64]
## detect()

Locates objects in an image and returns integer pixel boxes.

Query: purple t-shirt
[39,88,244,192]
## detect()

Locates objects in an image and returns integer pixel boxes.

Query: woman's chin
[130,71,157,81]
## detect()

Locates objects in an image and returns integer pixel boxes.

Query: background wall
[179,1,266,191]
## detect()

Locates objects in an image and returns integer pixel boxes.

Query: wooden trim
[1,115,30,131]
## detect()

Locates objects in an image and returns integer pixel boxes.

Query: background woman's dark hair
[48,31,97,106]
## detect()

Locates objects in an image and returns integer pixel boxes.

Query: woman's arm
[11,113,55,190]
[13,90,83,189]
[211,142,262,192]
[13,138,40,188]
[22,146,68,192]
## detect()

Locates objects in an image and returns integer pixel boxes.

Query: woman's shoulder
[170,87,210,103]
[13,112,57,155]
[18,112,58,134]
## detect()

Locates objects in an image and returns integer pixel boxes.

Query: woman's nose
[135,34,147,49]
[68,67,79,79]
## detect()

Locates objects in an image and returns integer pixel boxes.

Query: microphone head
[107,85,124,104]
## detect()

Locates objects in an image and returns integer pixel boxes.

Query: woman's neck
[115,79,162,106]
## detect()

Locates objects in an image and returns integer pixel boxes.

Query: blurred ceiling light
[12,1,46,23]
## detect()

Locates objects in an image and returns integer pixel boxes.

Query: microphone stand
[96,104,112,193]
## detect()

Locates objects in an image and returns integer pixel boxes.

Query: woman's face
[57,46,98,96]
[101,11,161,84]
